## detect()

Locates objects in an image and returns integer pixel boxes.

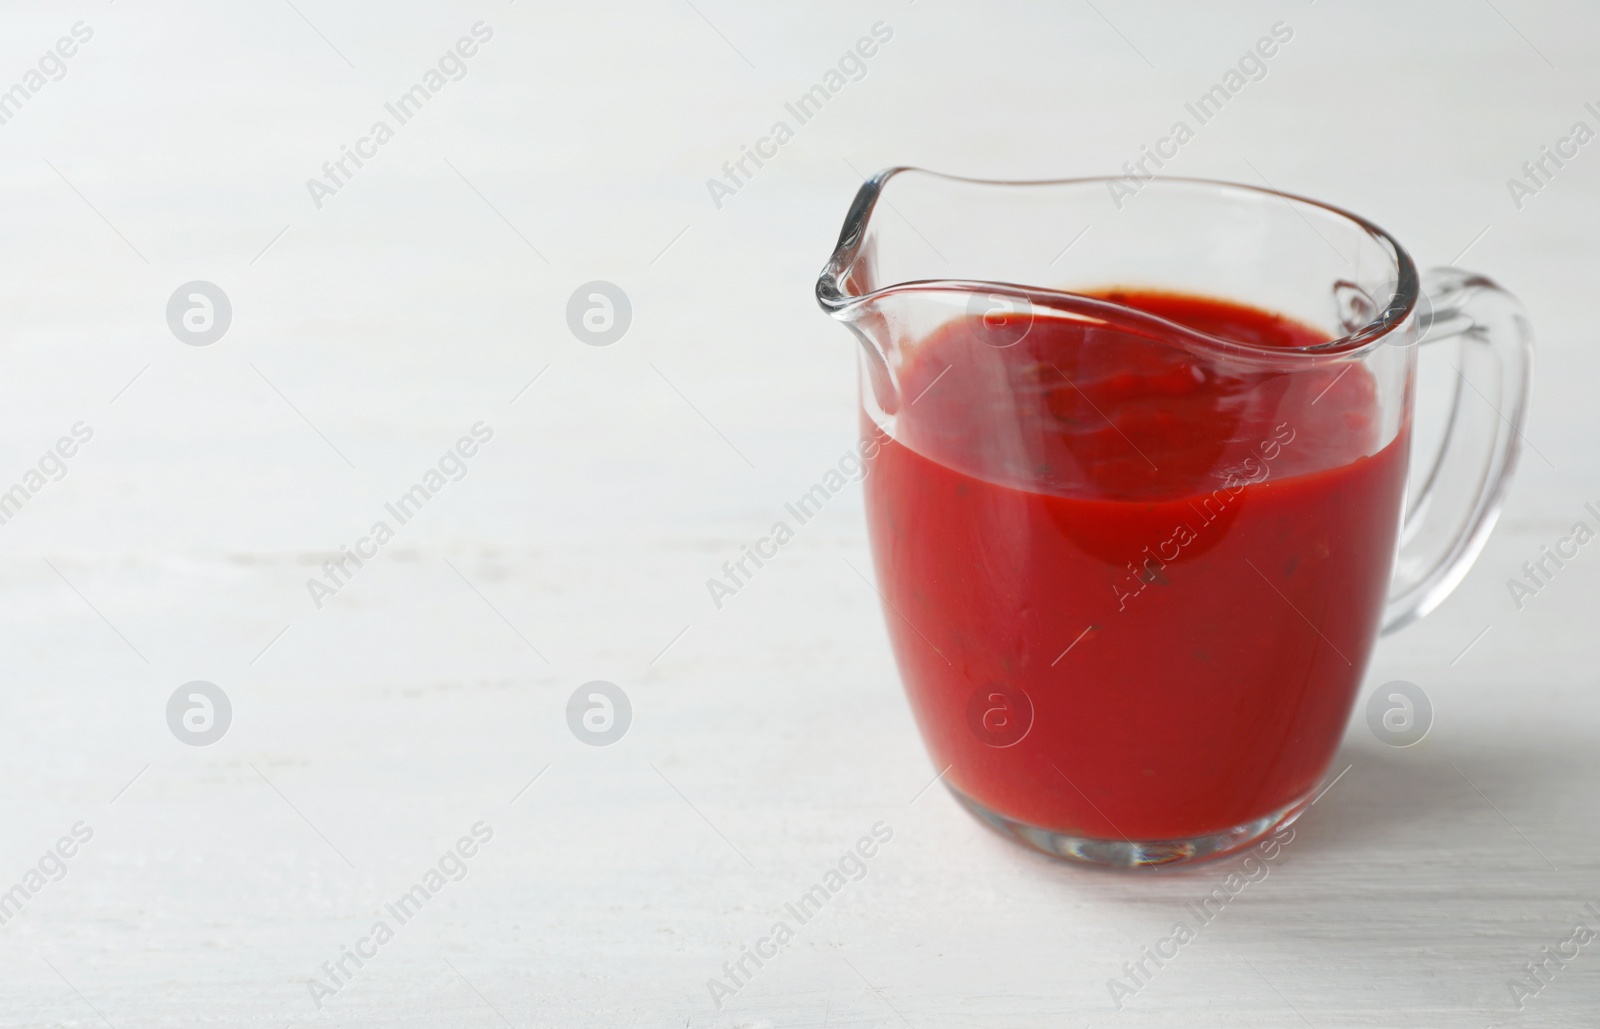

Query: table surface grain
[0,1,1596,1026]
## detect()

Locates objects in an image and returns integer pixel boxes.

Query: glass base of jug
[948,783,1312,871]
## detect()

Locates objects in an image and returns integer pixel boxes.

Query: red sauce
[863,290,1408,841]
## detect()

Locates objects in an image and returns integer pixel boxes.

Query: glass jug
[816,169,1532,869]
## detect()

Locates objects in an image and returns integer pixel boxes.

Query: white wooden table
[0,1,1595,1025]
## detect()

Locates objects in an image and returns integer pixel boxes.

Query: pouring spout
[817,172,903,415]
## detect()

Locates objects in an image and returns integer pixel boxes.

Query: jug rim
[815,167,1420,360]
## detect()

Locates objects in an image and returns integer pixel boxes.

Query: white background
[0,0,1596,1025]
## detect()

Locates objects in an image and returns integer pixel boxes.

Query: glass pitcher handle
[1381,267,1535,634]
